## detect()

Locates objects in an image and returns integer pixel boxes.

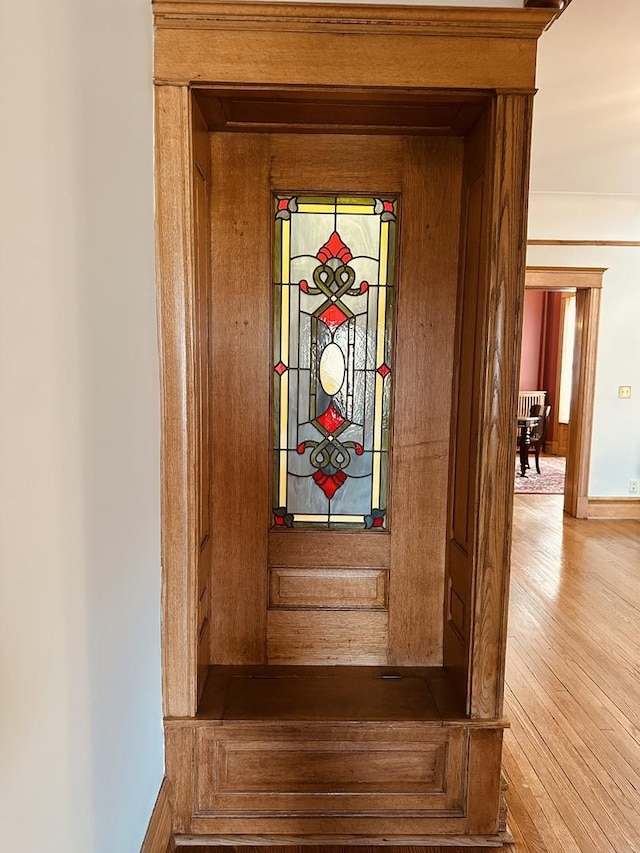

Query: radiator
[518,390,546,419]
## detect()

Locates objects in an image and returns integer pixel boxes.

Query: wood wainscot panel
[209,132,271,665]
[269,567,388,610]
[268,531,390,568]
[195,723,466,816]
[267,610,388,665]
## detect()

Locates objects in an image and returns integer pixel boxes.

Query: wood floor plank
[505,495,640,853]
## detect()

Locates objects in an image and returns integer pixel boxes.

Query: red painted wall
[519,290,546,390]
[518,290,563,444]
[541,292,563,443]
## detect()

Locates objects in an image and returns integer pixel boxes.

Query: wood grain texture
[269,567,388,610]
[195,88,486,137]
[268,134,459,665]
[268,133,403,193]
[587,498,640,519]
[388,137,462,667]
[165,726,195,834]
[209,133,271,664]
[267,610,388,665]
[470,94,535,720]
[195,724,464,816]
[193,97,213,700]
[155,28,539,93]
[465,729,504,835]
[154,1,555,38]
[155,84,199,718]
[140,777,173,853]
[268,531,389,569]
[443,110,489,704]
[525,266,606,289]
[192,665,463,722]
[529,238,640,247]
[174,839,510,849]
[564,287,601,519]
[504,494,640,853]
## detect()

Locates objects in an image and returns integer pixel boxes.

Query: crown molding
[153,1,556,39]
[524,0,573,27]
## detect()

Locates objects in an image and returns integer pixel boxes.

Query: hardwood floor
[178,495,640,852]
[504,494,640,853]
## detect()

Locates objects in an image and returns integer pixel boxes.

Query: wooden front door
[205,131,463,669]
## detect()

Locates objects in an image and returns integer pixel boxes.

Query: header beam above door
[153,1,556,89]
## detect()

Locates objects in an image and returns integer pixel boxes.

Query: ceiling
[531,0,640,195]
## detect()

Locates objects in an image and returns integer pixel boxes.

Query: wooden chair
[528,404,552,474]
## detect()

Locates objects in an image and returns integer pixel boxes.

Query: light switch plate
[618,385,631,399]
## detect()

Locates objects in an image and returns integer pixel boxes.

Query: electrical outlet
[630,479,639,494]
[618,385,632,399]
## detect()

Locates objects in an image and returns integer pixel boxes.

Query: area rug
[514,454,566,495]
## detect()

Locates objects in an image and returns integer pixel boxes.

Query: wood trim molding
[564,286,601,520]
[587,498,640,520]
[153,1,554,89]
[523,266,605,521]
[140,778,173,853]
[524,0,569,7]
[153,1,556,38]
[524,0,574,25]
[525,266,607,289]
[156,84,199,718]
[528,239,640,248]
[170,833,510,846]
[471,93,535,720]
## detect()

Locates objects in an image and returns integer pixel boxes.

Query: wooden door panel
[209,134,271,664]
[208,133,462,668]
[388,136,462,665]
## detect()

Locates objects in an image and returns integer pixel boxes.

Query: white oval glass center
[319,343,346,397]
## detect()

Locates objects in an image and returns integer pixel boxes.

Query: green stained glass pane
[272,193,398,530]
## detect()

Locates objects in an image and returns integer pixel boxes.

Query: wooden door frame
[524,266,606,518]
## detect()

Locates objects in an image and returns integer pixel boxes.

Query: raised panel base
[165,697,506,843]
[195,723,464,816]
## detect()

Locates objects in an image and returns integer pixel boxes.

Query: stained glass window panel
[273,195,398,530]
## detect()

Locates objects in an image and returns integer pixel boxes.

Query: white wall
[0,2,162,852]
[528,194,640,497]
[529,0,640,499]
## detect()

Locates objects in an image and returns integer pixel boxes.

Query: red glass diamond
[274,361,288,376]
[377,363,391,378]
[319,304,348,333]
[312,469,347,499]
[316,403,345,434]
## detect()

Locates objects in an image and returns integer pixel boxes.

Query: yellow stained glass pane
[272,194,398,530]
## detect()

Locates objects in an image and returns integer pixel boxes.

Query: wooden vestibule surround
[153,1,561,847]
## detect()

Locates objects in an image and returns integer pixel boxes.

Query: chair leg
[535,445,541,475]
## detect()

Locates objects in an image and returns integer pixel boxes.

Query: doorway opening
[515,266,605,518]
